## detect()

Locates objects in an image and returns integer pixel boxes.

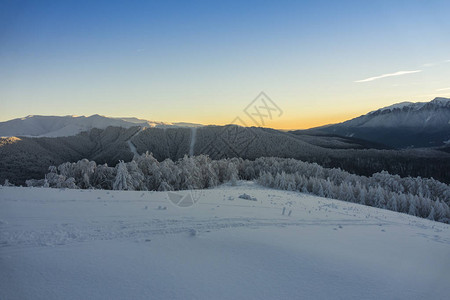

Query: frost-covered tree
[127,160,146,190]
[135,152,161,190]
[387,194,398,212]
[45,166,66,188]
[408,195,417,216]
[113,161,133,190]
[358,185,367,205]
[178,155,201,190]
[397,193,408,213]
[433,200,449,222]
[56,159,96,188]
[374,186,387,208]
[194,155,219,188]
[226,161,239,186]
[160,159,180,190]
[312,178,324,197]
[92,164,115,189]
[427,206,436,220]
[78,159,96,188]
[62,177,78,189]
[339,182,355,203]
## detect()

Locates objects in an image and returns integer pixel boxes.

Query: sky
[1,0,450,129]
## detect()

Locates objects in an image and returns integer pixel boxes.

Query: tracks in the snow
[0,217,388,249]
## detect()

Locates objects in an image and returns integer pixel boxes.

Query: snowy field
[1,181,449,300]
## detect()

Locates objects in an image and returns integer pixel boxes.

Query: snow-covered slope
[373,101,417,112]
[304,97,450,148]
[347,97,449,128]
[0,115,203,137]
[1,181,449,299]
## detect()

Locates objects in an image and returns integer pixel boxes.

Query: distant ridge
[0,114,203,137]
[296,97,450,148]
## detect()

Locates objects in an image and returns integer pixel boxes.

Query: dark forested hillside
[0,127,139,185]
[1,125,449,185]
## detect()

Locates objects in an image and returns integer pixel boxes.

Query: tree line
[22,152,450,223]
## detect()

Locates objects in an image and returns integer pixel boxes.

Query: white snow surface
[1,181,449,300]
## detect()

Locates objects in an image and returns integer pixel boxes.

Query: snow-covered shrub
[26,179,46,187]
[3,179,14,187]
[238,193,257,201]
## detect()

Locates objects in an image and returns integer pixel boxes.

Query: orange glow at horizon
[199,111,366,130]
[268,112,365,130]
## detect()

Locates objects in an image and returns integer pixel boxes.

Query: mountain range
[0,114,202,138]
[1,97,449,185]
[1,97,449,149]
[295,97,450,148]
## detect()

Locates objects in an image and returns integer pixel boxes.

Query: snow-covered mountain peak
[430,97,450,107]
[307,97,450,148]
[368,97,450,115]
[373,101,416,113]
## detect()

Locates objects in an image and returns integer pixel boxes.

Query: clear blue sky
[1,0,450,128]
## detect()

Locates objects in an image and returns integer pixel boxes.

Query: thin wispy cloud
[436,87,450,91]
[421,59,450,67]
[355,70,422,83]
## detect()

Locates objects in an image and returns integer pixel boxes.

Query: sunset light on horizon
[1,0,450,129]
